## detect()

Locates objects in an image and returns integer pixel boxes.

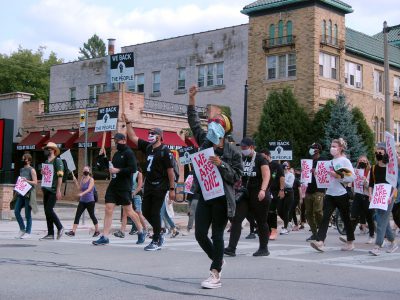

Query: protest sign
[354,169,365,194]
[369,183,391,211]
[385,132,398,188]
[60,150,76,171]
[315,161,331,189]
[41,163,54,188]
[184,174,194,194]
[14,176,32,196]
[178,146,196,165]
[191,148,224,200]
[301,159,313,184]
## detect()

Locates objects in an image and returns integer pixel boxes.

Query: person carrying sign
[123,115,176,251]
[368,143,398,255]
[40,142,65,240]
[187,86,243,289]
[14,153,38,239]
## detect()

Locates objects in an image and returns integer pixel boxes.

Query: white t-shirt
[326,156,355,197]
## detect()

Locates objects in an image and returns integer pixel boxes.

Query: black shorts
[105,187,131,206]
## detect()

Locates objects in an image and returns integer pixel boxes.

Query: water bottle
[109,161,116,179]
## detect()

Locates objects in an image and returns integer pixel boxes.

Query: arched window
[269,24,275,46]
[278,20,284,45]
[286,21,293,43]
[380,118,385,142]
[322,20,326,41]
[328,20,332,43]
[373,116,379,142]
[334,24,338,45]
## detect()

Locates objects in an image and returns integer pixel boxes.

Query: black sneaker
[113,230,125,238]
[306,234,317,242]
[65,230,75,237]
[92,231,100,237]
[40,234,54,240]
[246,233,256,239]
[253,248,270,256]
[224,247,236,257]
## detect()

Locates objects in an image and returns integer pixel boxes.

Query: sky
[0,0,399,62]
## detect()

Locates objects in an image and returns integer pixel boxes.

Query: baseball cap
[240,137,255,147]
[113,133,126,141]
[150,128,164,140]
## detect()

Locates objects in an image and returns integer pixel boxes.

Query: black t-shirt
[369,164,388,187]
[242,152,269,188]
[138,139,173,189]
[268,161,284,192]
[293,176,301,201]
[109,146,137,191]
[306,158,326,194]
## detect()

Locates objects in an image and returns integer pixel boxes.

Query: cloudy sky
[1,0,399,62]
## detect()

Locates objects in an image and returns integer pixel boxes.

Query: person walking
[92,133,146,245]
[224,137,271,257]
[310,138,355,252]
[40,142,65,240]
[278,161,295,235]
[65,166,100,237]
[14,153,38,239]
[188,86,242,289]
[160,192,180,238]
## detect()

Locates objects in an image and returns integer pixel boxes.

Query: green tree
[311,99,335,147]
[321,91,366,163]
[351,106,375,161]
[255,88,312,166]
[0,46,62,103]
[78,34,106,60]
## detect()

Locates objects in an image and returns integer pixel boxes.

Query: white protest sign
[164,192,175,218]
[315,161,331,189]
[60,150,76,171]
[301,159,313,184]
[354,169,365,194]
[41,163,54,188]
[14,176,32,196]
[385,131,398,188]
[95,106,119,132]
[178,146,196,165]
[369,183,392,211]
[191,148,225,200]
[110,52,134,83]
[184,174,194,194]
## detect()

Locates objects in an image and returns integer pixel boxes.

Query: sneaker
[65,230,75,237]
[182,229,191,236]
[245,233,256,239]
[292,225,300,231]
[366,237,374,244]
[306,234,317,242]
[201,270,221,289]
[158,233,166,247]
[144,241,160,251]
[386,241,398,253]
[40,234,54,241]
[92,235,109,246]
[129,229,138,235]
[253,248,270,256]
[57,228,64,240]
[269,228,278,240]
[369,246,382,256]
[310,241,324,252]
[280,228,289,235]
[171,230,180,238]
[137,231,146,244]
[341,242,355,251]
[15,230,25,239]
[92,231,101,238]
[224,247,236,257]
[339,236,347,243]
[20,233,32,239]
[113,230,125,238]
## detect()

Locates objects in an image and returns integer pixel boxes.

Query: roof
[345,27,400,69]
[373,24,400,47]
[241,0,353,15]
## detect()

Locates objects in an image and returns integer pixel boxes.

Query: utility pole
[383,21,392,132]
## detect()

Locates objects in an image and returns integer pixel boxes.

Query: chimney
[107,38,116,55]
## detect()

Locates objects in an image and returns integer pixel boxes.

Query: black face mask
[21,160,28,166]
[83,171,89,176]
[43,149,50,157]
[358,162,367,169]
[117,143,126,152]
[215,147,224,157]
[382,154,389,164]
[375,152,383,161]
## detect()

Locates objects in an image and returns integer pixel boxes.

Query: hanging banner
[14,176,32,196]
[354,169,365,195]
[315,161,331,189]
[301,159,313,184]
[369,183,392,211]
[385,131,398,188]
[191,148,224,201]
[41,163,54,188]
[60,150,76,171]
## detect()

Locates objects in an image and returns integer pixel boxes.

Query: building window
[269,24,275,46]
[177,68,186,90]
[88,84,106,100]
[394,76,400,97]
[373,116,379,143]
[319,52,338,80]
[328,20,332,44]
[70,87,76,101]
[345,61,362,88]
[152,71,160,93]
[286,21,293,42]
[333,24,338,45]
[379,118,385,142]
[278,20,284,44]
[394,121,400,144]
[197,62,224,88]
[135,74,144,93]
[267,53,296,80]
[373,70,383,94]
[322,20,326,39]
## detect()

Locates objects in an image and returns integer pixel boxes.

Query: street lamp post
[383,21,392,133]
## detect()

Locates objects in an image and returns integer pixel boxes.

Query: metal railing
[45,98,98,113]
[320,35,345,50]
[144,98,207,118]
[262,35,295,50]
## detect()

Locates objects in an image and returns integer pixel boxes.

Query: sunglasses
[208,118,226,128]
[149,131,159,135]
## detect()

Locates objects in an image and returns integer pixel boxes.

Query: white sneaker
[386,241,399,253]
[201,270,221,289]
[369,247,382,256]
[366,237,374,244]
[15,230,25,239]
[310,241,325,252]
[341,242,355,251]
[280,228,289,235]
[21,233,32,239]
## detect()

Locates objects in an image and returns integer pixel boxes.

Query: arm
[56,177,63,201]
[25,168,38,186]
[79,178,94,197]
[216,146,243,185]
[133,172,143,196]
[279,175,285,199]
[258,164,270,201]
[187,86,207,146]
[167,168,176,202]
[123,113,139,146]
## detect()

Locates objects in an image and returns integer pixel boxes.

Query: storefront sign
[95,106,119,132]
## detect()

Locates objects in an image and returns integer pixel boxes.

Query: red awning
[48,129,79,149]
[185,137,199,148]
[17,131,49,151]
[74,128,111,148]
[127,128,186,149]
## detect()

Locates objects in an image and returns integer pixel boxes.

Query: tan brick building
[242,0,400,144]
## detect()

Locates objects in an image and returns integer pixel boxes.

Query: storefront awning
[127,128,186,150]
[74,128,111,148]
[48,129,79,149]
[16,131,49,151]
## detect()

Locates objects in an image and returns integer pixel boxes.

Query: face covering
[116,143,126,152]
[43,149,50,157]
[309,148,315,156]
[215,147,224,157]
[206,122,225,145]
[242,149,252,157]
[330,147,338,157]
[358,162,367,169]
[148,134,157,144]
[22,160,28,166]
[83,171,89,176]
[375,153,383,161]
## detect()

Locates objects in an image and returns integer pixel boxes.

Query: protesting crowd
[11,85,400,289]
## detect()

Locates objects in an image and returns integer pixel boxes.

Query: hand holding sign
[301,159,313,184]
[41,163,54,188]
[14,176,32,196]
[369,183,392,211]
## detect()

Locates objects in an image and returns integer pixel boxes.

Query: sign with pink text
[184,174,194,194]
[369,183,392,211]
[385,132,398,188]
[41,163,54,188]
[301,159,313,184]
[315,161,331,189]
[14,176,32,196]
[191,148,225,200]
[354,169,365,194]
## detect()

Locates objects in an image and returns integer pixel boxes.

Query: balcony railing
[320,35,345,50]
[46,98,98,113]
[144,98,207,118]
[262,35,295,51]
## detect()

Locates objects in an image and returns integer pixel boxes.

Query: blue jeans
[375,200,395,247]
[160,202,175,229]
[14,195,32,234]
